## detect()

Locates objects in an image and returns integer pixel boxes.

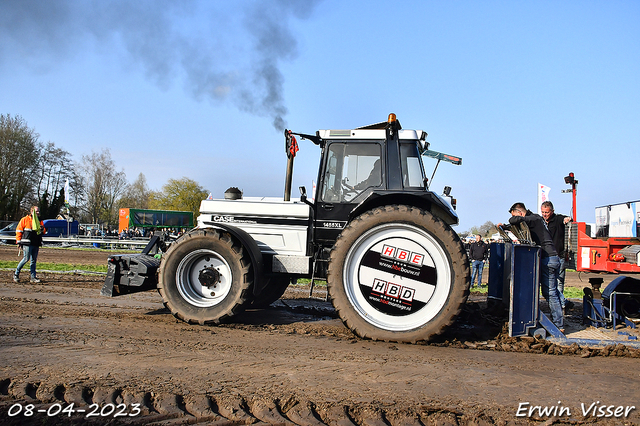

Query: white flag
[537,183,551,214]
[64,179,70,205]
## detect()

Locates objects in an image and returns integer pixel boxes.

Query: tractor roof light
[388,113,397,123]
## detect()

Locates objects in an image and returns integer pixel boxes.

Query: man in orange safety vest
[14,206,46,283]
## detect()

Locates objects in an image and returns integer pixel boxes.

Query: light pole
[562,172,578,222]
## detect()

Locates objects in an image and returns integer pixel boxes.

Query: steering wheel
[341,179,358,200]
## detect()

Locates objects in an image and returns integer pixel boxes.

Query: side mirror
[299,186,313,207]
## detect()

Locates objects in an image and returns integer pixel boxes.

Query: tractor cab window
[400,143,426,188]
[321,143,382,203]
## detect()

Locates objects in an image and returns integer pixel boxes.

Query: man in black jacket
[469,234,488,288]
[498,202,564,330]
[541,201,573,312]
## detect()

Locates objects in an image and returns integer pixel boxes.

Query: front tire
[158,228,253,325]
[327,205,470,343]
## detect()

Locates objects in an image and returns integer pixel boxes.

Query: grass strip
[563,286,585,299]
[0,260,107,273]
[45,246,139,253]
[0,260,589,298]
[469,284,585,299]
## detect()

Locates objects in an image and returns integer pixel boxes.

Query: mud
[0,246,639,425]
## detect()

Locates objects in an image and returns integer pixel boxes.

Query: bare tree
[0,114,41,220]
[468,221,497,238]
[149,177,208,220]
[78,149,127,227]
[118,172,151,210]
[29,141,82,219]
[480,221,497,237]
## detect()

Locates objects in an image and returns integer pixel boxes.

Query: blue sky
[1,0,638,232]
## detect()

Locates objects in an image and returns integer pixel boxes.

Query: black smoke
[0,0,321,131]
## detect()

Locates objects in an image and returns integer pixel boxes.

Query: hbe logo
[372,278,415,302]
[381,244,424,266]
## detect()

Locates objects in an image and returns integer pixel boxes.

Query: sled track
[0,377,483,426]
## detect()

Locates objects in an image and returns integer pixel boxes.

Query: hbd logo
[372,278,415,302]
[381,244,425,266]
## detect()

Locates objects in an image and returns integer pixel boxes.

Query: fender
[348,190,459,225]
[198,223,265,296]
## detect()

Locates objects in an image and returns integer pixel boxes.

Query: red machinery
[562,173,640,330]
[569,221,640,274]
[563,172,640,274]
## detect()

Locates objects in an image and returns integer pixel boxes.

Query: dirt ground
[0,245,639,425]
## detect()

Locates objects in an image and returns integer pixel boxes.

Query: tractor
[103,113,470,343]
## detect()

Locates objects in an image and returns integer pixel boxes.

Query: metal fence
[0,235,150,250]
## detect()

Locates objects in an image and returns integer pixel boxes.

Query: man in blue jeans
[469,234,488,288]
[498,203,564,330]
[14,206,46,283]
[540,201,573,313]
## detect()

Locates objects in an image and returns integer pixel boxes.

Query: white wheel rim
[343,223,452,332]
[176,249,233,307]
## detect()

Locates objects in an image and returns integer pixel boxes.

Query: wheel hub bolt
[199,266,221,288]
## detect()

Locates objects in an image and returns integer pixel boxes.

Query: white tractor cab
[103,114,469,343]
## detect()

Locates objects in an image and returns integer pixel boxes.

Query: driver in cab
[342,159,381,193]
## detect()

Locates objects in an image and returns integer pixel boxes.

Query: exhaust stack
[284,130,299,201]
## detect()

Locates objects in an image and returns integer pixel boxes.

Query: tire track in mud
[0,377,497,425]
[2,276,640,358]
[2,271,640,425]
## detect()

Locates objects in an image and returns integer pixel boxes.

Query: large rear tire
[327,205,470,343]
[158,228,253,325]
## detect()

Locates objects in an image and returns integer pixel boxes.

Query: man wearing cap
[14,206,46,283]
[498,202,564,331]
